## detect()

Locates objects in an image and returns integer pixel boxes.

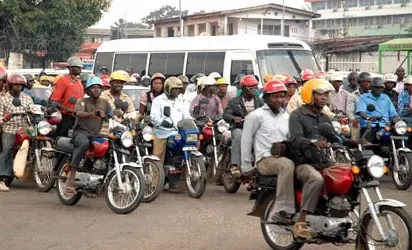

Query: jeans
[295,164,324,213]
[56,115,75,138]
[231,128,242,166]
[70,131,90,169]
[0,133,16,178]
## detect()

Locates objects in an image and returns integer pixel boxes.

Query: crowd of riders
[0,55,410,239]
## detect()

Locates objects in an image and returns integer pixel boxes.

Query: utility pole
[179,0,183,37]
[281,0,285,36]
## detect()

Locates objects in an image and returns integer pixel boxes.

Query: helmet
[7,73,27,86]
[132,73,141,79]
[40,75,49,83]
[110,70,129,82]
[263,80,287,94]
[301,69,315,82]
[240,75,258,87]
[190,73,205,84]
[383,73,397,84]
[301,79,331,104]
[102,77,110,87]
[234,74,245,85]
[128,76,137,84]
[371,77,384,88]
[164,76,183,95]
[347,71,359,81]
[53,74,62,85]
[151,73,166,82]
[201,76,216,90]
[358,72,371,83]
[24,74,35,83]
[48,110,62,125]
[100,74,109,80]
[405,76,412,85]
[284,76,297,85]
[264,74,273,83]
[141,75,151,87]
[0,66,7,81]
[85,76,103,89]
[329,73,344,82]
[67,56,83,68]
[216,77,229,85]
[314,71,326,79]
[178,75,189,84]
[208,72,222,79]
[272,74,287,81]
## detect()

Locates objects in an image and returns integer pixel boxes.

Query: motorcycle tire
[261,194,303,250]
[142,158,165,203]
[34,141,56,192]
[221,151,241,194]
[56,167,82,206]
[391,152,412,190]
[358,205,412,250]
[184,155,207,199]
[105,166,145,214]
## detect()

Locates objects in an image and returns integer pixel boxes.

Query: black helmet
[234,74,246,85]
[347,72,359,81]
[358,72,371,84]
[371,77,384,88]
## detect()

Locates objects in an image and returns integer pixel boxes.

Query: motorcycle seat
[55,137,74,153]
[257,175,277,187]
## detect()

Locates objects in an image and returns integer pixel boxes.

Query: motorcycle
[6,98,58,192]
[362,104,412,190]
[141,106,207,198]
[51,116,145,214]
[248,123,412,250]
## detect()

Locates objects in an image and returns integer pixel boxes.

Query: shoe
[271,211,294,225]
[0,181,10,192]
[230,166,241,178]
[292,222,312,239]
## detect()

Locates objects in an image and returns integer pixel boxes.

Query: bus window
[113,54,131,71]
[130,54,148,76]
[149,53,167,75]
[149,53,185,77]
[94,52,114,75]
[230,60,253,86]
[186,52,225,79]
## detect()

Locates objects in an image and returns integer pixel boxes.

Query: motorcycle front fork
[113,151,126,191]
[211,127,218,176]
[390,138,405,172]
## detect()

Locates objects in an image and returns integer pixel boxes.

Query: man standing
[190,76,223,120]
[328,73,348,113]
[50,56,84,137]
[383,73,399,109]
[344,72,359,93]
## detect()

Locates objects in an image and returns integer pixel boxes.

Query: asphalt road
[0,178,411,250]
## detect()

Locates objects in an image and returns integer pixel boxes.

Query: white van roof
[96,35,312,53]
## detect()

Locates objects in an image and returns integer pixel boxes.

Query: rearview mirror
[367,104,376,112]
[163,106,171,117]
[12,98,21,107]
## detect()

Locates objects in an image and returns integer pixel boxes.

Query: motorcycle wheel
[105,166,145,214]
[142,158,165,203]
[221,151,241,194]
[56,167,82,206]
[184,155,207,199]
[261,195,303,250]
[392,152,412,190]
[33,141,56,192]
[359,205,412,250]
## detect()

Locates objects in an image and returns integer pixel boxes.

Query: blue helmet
[85,76,103,89]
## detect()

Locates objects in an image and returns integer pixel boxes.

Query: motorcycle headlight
[367,155,385,179]
[395,121,407,135]
[217,119,230,133]
[186,134,198,143]
[38,120,52,135]
[142,126,153,142]
[121,131,134,148]
[332,121,342,134]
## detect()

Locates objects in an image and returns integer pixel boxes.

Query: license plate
[182,146,197,151]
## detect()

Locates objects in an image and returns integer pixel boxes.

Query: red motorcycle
[248,123,412,250]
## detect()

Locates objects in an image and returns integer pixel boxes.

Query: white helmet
[329,73,344,82]
[201,76,216,90]
[383,73,397,84]
[208,72,222,79]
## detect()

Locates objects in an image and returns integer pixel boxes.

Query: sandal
[292,222,312,239]
[65,186,77,195]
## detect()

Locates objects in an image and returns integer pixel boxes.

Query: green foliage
[0,0,110,61]
[142,5,188,26]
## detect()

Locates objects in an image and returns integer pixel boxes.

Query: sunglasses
[245,86,258,91]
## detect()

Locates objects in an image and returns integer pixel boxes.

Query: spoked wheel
[221,151,241,194]
[392,152,412,190]
[359,205,412,250]
[184,155,207,199]
[56,167,82,206]
[142,159,165,203]
[261,195,303,250]
[105,166,145,214]
[34,141,57,192]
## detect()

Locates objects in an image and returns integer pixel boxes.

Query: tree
[110,18,149,40]
[142,5,188,26]
[0,0,110,64]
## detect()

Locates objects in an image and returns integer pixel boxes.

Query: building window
[149,53,185,77]
[198,23,206,34]
[312,1,326,11]
[394,0,408,3]
[348,17,358,27]
[344,0,357,8]
[188,25,195,36]
[326,0,340,10]
[167,27,174,37]
[211,24,217,36]
[228,23,234,35]
[359,0,375,6]
[376,0,392,5]
[186,52,225,79]
[156,27,162,37]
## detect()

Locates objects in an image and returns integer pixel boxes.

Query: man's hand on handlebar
[232,116,244,125]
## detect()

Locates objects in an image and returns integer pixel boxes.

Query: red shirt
[50,74,84,115]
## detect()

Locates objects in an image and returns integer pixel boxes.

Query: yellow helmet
[164,76,183,95]
[40,75,49,82]
[264,74,273,83]
[110,70,129,82]
[301,79,332,104]
[216,77,229,85]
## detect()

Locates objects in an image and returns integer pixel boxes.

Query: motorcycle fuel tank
[88,138,109,158]
[322,165,354,196]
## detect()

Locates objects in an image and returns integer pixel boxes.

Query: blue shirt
[356,92,398,128]
[398,90,411,117]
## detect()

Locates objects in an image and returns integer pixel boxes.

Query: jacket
[223,95,264,128]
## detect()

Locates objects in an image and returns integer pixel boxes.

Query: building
[151,3,320,41]
[85,28,111,43]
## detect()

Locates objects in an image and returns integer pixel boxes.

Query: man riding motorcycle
[150,77,191,192]
[139,73,165,118]
[397,76,412,119]
[0,73,33,191]
[0,66,7,95]
[216,78,231,109]
[223,75,264,176]
[383,73,399,109]
[241,80,296,228]
[50,56,84,137]
[64,76,112,194]
[344,71,359,93]
[190,76,223,119]
[356,77,399,142]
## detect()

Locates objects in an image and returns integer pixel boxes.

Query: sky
[92,0,305,28]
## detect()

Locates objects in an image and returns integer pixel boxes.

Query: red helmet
[240,75,258,87]
[314,71,326,79]
[48,110,62,125]
[263,80,287,94]
[7,73,27,86]
[301,69,314,82]
[151,73,165,82]
[100,74,109,80]
[284,76,297,85]
[0,66,7,81]
[102,77,110,87]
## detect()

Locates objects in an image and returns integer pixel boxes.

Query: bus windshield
[256,50,320,79]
